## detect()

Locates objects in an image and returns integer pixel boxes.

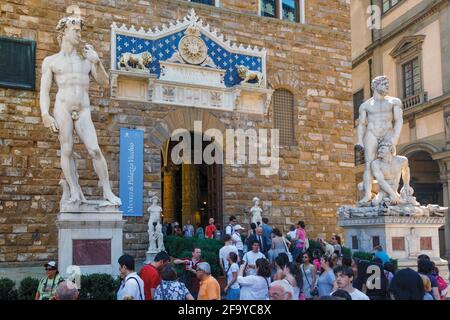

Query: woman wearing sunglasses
[35,261,63,300]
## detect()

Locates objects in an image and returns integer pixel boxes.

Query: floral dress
[154,280,191,300]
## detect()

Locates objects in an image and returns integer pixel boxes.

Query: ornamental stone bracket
[109,9,271,115]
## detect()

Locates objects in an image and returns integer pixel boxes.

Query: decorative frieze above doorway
[110,9,273,114]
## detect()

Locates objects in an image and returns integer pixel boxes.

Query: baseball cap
[44,261,57,269]
[234,224,245,231]
[196,262,211,274]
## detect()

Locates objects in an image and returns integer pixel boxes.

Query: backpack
[436,275,448,300]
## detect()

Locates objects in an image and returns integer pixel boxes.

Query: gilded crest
[178,25,208,65]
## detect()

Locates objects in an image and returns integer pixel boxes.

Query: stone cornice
[352,0,446,68]
[338,216,445,227]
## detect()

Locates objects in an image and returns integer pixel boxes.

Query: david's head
[56,15,84,46]
[372,76,389,96]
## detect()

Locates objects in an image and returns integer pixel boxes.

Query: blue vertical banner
[120,128,144,217]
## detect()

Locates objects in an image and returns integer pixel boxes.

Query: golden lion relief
[237,65,263,86]
[118,51,153,72]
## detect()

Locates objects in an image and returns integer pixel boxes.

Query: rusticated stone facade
[0,0,353,265]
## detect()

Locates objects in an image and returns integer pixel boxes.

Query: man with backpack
[225,216,237,236]
[117,254,145,300]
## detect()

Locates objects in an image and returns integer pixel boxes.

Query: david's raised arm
[83,44,109,88]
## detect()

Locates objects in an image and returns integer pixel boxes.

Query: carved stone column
[162,165,178,223]
[182,163,198,226]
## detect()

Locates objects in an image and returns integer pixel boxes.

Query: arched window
[273,89,295,146]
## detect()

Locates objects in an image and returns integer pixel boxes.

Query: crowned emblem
[178,25,208,65]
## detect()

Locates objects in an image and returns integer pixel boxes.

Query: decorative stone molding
[389,35,426,60]
[148,108,226,150]
[339,216,445,227]
[110,9,267,87]
[160,61,225,88]
[110,8,271,114]
[398,141,441,157]
[268,71,301,92]
[111,9,266,55]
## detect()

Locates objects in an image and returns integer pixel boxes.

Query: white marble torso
[250,206,263,225]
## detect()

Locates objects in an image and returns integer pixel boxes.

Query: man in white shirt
[231,225,245,260]
[332,265,370,300]
[242,240,266,276]
[225,216,237,235]
[117,254,145,300]
[219,234,239,274]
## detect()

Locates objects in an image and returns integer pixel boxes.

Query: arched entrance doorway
[408,151,443,206]
[404,149,445,256]
[161,132,223,228]
[149,108,226,229]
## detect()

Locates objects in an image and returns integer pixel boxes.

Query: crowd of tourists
[33,217,449,300]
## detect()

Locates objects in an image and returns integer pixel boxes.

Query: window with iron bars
[273,89,296,146]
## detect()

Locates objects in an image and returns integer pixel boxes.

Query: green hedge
[0,274,128,300]
[165,236,224,277]
[352,251,374,261]
[342,246,352,257]
[0,278,18,300]
[18,277,39,300]
[79,273,120,300]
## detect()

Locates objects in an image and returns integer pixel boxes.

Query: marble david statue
[356,76,403,206]
[39,6,121,207]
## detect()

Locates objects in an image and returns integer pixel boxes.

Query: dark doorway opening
[161,132,223,229]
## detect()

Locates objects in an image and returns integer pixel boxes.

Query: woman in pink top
[293,221,307,261]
